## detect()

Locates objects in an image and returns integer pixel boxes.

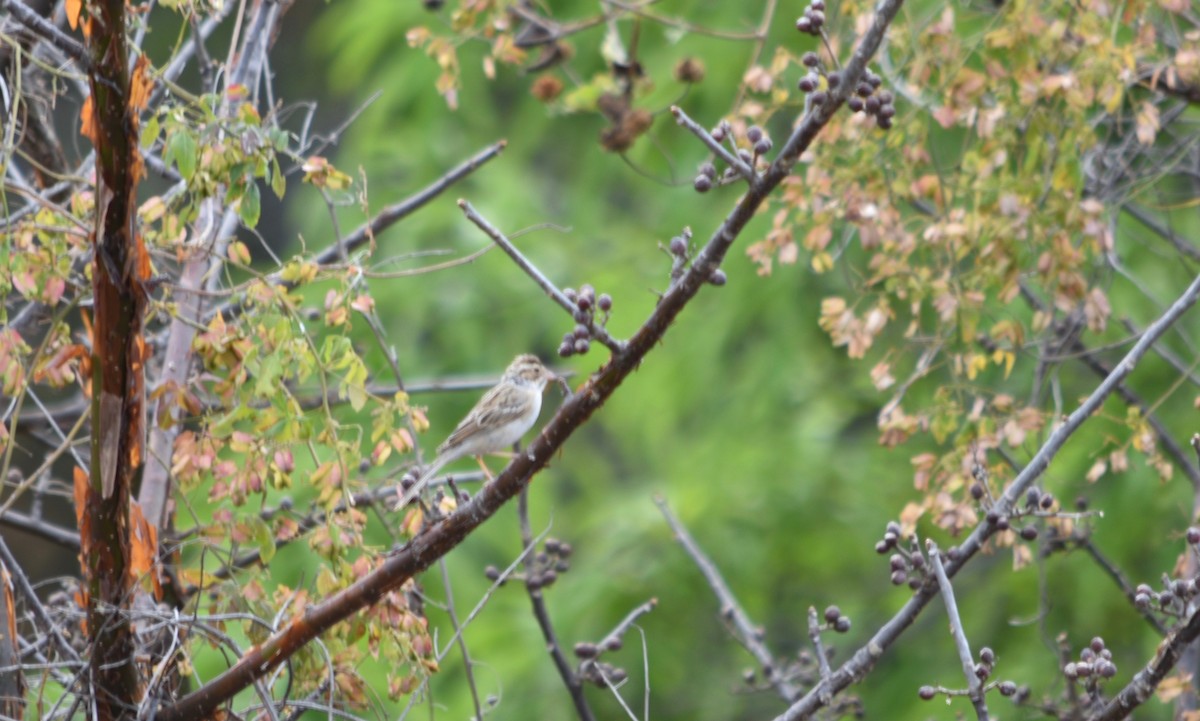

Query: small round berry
[674,57,706,84]
[826,71,841,88]
[996,516,1010,531]
[1020,526,1038,541]
[866,71,882,88]
[693,175,712,192]
[1076,496,1089,510]
[856,82,873,97]
[834,616,851,633]
[1090,637,1105,653]
[986,510,1000,525]
[974,663,990,680]
[484,565,501,581]
[1134,593,1151,609]
[573,324,589,340]
[1098,661,1117,678]
[890,570,907,585]
[808,10,825,25]
[879,104,896,120]
[746,125,763,144]
[875,540,890,554]
[737,148,754,164]
[1040,493,1054,510]
[796,16,813,32]
[605,637,623,652]
[970,483,985,500]
[597,293,613,312]
[564,287,577,302]
[558,342,574,358]
[918,686,936,700]
[754,138,773,155]
[910,553,926,569]
[798,74,817,93]
[865,96,881,114]
[999,680,1017,696]
[809,91,828,105]
[708,269,728,286]
[358,458,371,473]
[699,161,717,179]
[802,51,820,67]
[1026,488,1041,507]
[810,0,826,8]
[574,338,590,354]
[877,90,894,105]
[1188,527,1200,545]
[669,235,688,256]
[576,296,592,313]
[980,647,995,664]
[890,554,905,571]
[823,605,841,623]
[574,642,598,659]
[1064,662,1079,679]
[877,116,893,130]
[1080,648,1095,662]
[1160,591,1176,607]
[847,97,864,112]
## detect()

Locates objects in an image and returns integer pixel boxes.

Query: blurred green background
[213,0,1199,718]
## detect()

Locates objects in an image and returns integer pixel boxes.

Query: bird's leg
[475,455,496,481]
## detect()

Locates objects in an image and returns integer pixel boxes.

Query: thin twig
[438,557,483,721]
[928,541,989,721]
[670,106,756,181]
[518,488,596,721]
[458,200,625,354]
[805,608,832,704]
[0,534,80,663]
[655,495,800,703]
[0,0,88,68]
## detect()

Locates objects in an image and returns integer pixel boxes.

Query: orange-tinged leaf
[66,0,81,29]
[129,501,161,596]
[79,95,97,144]
[129,55,152,111]
[73,466,88,527]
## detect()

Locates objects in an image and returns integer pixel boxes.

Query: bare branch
[655,496,800,703]
[458,200,625,354]
[928,542,989,721]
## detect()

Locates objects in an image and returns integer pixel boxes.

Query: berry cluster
[484,536,572,590]
[795,0,826,35]
[1133,572,1200,614]
[665,228,727,286]
[796,52,829,107]
[574,631,630,688]
[918,647,1025,703]
[559,284,613,357]
[845,71,896,129]
[822,604,852,634]
[1064,637,1117,681]
[693,121,774,192]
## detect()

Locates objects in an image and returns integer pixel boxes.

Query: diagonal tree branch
[154,2,907,716]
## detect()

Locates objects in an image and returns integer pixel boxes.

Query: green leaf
[165,131,197,180]
[239,181,261,228]
[270,158,286,199]
[140,115,160,149]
